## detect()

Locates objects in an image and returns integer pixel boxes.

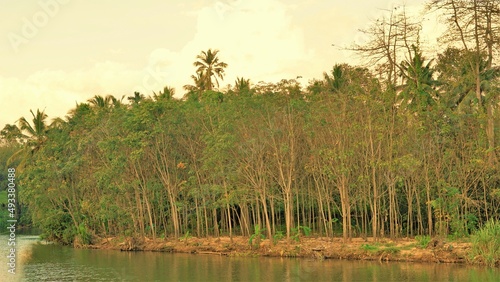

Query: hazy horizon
[0,0,439,129]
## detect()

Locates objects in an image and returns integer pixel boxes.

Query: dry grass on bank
[81,235,473,265]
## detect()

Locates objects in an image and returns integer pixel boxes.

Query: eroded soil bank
[81,236,474,265]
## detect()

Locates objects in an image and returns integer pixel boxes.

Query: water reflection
[0,234,39,281]
[1,235,499,281]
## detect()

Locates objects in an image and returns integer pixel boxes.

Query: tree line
[0,0,499,244]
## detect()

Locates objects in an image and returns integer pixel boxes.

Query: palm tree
[8,109,48,166]
[0,124,24,144]
[183,71,207,101]
[188,72,206,91]
[127,92,146,105]
[321,64,346,94]
[234,77,251,94]
[88,95,118,109]
[193,49,228,90]
[49,117,67,130]
[435,47,500,111]
[18,109,48,143]
[153,86,176,101]
[398,45,438,111]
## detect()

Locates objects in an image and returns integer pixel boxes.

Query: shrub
[415,235,431,248]
[383,246,401,254]
[273,231,284,244]
[180,231,191,241]
[249,224,265,249]
[291,225,311,242]
[77,223,92,245]
[470,219,500,267]
[360,244,379,252]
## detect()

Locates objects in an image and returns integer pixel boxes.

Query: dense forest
[1,1,500,246]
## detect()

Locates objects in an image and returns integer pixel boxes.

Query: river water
[0,235,499,281]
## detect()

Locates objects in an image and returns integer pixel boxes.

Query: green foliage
[399,45,437,112]
[470,219,500,267]
[180,231,192,241]
[77,223,93,245]
[431,183,474,238]
[201,90,224,104]
[38,211,76,245]
[361,243,400,255]
[415,235,431,249]
[249,224,265,249]
[291,225,311,242]
[5,44,500,255]
[0,144,21,191]
[361,244,380,252]
[273,231,285,244]
[191,48,228,91]
[383,246,401,254]
[0,190,9,231]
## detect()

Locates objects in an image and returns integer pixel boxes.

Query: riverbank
[81,235,474,265]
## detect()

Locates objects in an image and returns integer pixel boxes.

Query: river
[0,235,499,281]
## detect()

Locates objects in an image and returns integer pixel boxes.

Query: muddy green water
[1,235,499,281]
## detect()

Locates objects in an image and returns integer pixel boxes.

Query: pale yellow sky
[0,0,435,129]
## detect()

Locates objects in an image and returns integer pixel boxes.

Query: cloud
[1,0,367,129]
[156,0,315,91]
[210,0,314,82]
[0,62,144,127]
[119,0,316,99]
[0,0,318,129]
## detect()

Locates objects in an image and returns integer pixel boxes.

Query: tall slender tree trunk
[339,176,351,241]
[259,193,273,241]
[213,208,219,237]
[195,198,201,236]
